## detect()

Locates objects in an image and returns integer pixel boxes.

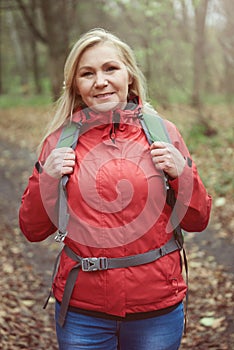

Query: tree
[1,0,231,110]
[5,9,29,93]
[218,0,234,99]
[16,0,76,100]
[191,0,209,108]
[28,0,42,94]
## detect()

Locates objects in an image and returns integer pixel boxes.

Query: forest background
[0,0,233,349]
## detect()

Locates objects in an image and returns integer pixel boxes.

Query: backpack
[55,110,183,247]
[45,109,188,329]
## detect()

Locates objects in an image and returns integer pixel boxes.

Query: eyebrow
[78,60,121,72]
[78,66,93,72]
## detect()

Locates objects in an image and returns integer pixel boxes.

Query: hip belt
[54,236,181,327]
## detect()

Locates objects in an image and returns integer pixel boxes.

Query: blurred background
[1,0,234,106]
[0,0,233,349]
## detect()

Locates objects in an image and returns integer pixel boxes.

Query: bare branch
[15,0,47,44]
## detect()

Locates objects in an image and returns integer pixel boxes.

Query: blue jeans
[55,301,184,350]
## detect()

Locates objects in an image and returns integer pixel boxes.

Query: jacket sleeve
[19,135,60,242]
[165,120,212,232]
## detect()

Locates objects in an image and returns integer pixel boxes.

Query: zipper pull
[110,113,116,143]
[110,130,116,143]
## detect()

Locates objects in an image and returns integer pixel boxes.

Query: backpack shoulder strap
[57,121,83,149]
[139,109,184,247]
[140,109,188,328]
[142,112,171,144]
[54,121,83,243]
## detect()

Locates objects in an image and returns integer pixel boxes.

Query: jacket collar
[72,96,142,127]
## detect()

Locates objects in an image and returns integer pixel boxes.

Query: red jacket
[19,104,211,317]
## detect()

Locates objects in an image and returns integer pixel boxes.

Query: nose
[95,72,108,88]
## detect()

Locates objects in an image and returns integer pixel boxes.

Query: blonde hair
[39,28,150,149]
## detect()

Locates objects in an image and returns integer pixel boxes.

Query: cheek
[76,81,89,98]
[121,79,130,97]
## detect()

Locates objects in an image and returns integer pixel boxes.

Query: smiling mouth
[94,92,115,99]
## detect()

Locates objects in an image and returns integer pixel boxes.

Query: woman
[19,28,212,350]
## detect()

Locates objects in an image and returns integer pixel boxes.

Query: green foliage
[214,171,233,197]
[185,124,208,152]
[1,0,233,112]
[184,114,234,199]
[0,94,52,109]
[202,94,234,105]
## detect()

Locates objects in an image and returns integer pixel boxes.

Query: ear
[128,74,133,85]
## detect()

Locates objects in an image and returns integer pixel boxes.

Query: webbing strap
[43,247,63,310]
[182,247,189,333]
[56,122,82,149]
[58,262,81,327]
[57,237,180,327]
[64,237,179,269]
[54,121,82,242]
[138,111,171,145]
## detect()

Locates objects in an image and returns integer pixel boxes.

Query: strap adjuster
[159,246,168,257]
[55,231,67,242]
[81,257,108,272]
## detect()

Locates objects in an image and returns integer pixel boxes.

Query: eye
[81,71,93,78]
[106,65,118,72]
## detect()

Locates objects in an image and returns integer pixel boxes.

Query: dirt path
[0,139,233,349]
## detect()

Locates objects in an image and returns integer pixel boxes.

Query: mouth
[94,92,115,100]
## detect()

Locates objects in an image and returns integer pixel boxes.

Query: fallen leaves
[200,316,225,328]
[179,236,234,350]
[0,223,58,350]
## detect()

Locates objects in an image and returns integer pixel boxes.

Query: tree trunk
[29,0,42,94]
[191,0,209,108]
[40,0,70,100]
[6,10,29,94]
[16,0,72,100]
[220,0,234,100]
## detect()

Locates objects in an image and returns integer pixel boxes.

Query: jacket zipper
[110,111,120,143]
[110,122,116,143]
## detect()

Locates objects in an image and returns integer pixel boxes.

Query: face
[76,43,132,112]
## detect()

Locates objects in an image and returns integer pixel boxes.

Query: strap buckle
[81,257,108,272]
[55,231,67,242]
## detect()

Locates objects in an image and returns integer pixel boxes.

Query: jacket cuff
[39,170,60,225]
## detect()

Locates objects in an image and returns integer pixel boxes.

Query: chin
[91,101,126,113]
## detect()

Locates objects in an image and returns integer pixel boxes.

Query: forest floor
[0,103,233,349]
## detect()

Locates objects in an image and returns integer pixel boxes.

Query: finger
[152,155,170,164]
[55,147,75,159]
[59,147,75,153]
[63,152,76,161]
[62,159,76,167]
[150,148,167,157]
[150,141,169,150]
[61,166,74,175]
[61,155,76,173]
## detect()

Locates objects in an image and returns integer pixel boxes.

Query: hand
[43,147,76,178]
[150,142,186,179]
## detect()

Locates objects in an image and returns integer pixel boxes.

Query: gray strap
[55,122,82,242]
[43,248,63,310]
[54,176,69,242]
[57,237,180,326]
[58,263,81,327]
[108,237,178,268]
[64,237,179,270]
